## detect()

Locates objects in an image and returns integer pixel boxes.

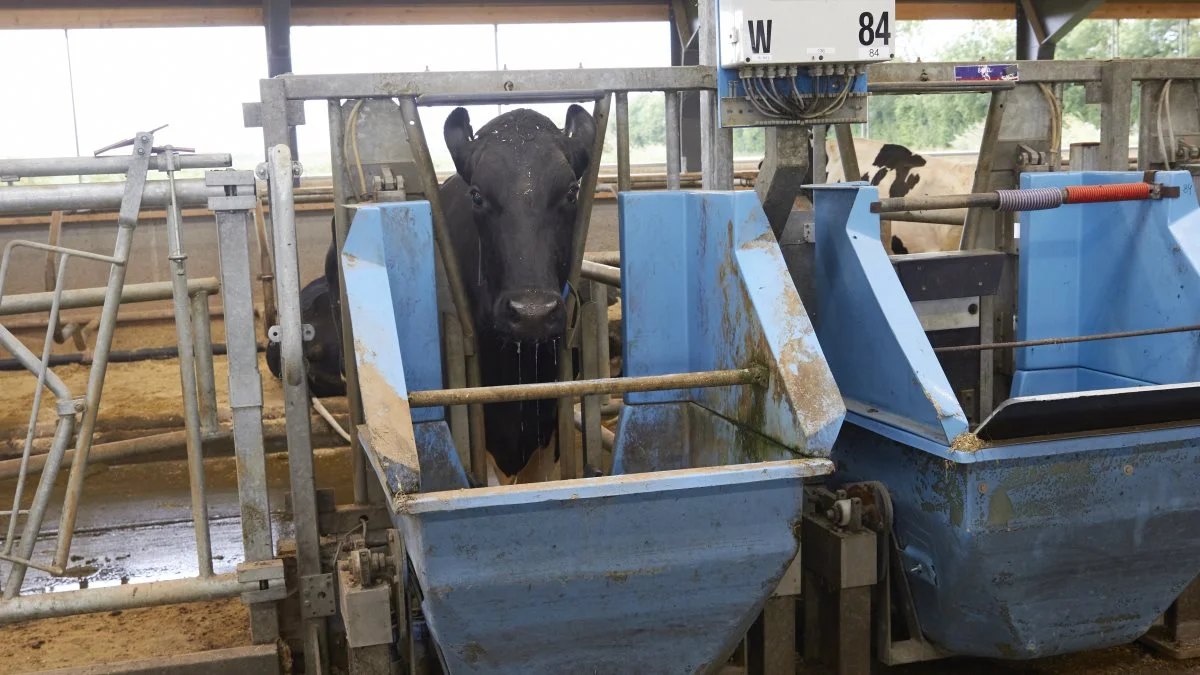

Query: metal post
[616,92,632,193]
[580,283,603,474]
[163,150,213,578]
[395,96,488,486]
[327,99,371,506]
[665,91,682,190]
[267,146,326,670]
[699,0,733,191]
[559,93,613,481]
[55,131,154,570]
[958,88,1009,422]
[833,125,861,183]
[594,279,612,408]
[210,171,280,643]
[190,291,219,437]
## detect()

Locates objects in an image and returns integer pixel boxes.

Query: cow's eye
[469,188,485,208]
[566,184,579,205]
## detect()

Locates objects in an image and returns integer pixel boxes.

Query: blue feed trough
[811,171,1200,659]
[340,191,843,673]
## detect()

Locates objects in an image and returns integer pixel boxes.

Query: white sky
[0,20,973,169]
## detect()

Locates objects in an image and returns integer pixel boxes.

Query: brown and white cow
[822,137,977,254]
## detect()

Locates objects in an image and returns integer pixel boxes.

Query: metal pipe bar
[0,573,243,625]
[665,91,682,190]
[616,92,632,193]
[584,251,621,267]
[267,143,324,588]
[395,97,488,485]
[0,325,71,399]
[876,192,1007,213]
[0,277,220,317]
[327,99,370,507]
[4,414,74,595]
[419,90,604,107]
[0,179,224,216]
[581,260,621,288]
[0,551,62,577]
[163,152,213,578]
[0,154,232,180]
[410,367,763,408]
[881,211,966,226]
[211,197,279,642]
[934,324,1200,353]
[190,292,219,437]
[0,343,245,371]
[55,132,155,570]
[276,66,716,101]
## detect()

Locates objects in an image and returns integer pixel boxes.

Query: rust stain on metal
[355,348,421,501]
[604,567,664,584]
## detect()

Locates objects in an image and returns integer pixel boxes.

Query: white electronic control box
[719,0,898,69]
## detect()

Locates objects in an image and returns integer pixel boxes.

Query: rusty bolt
[978,482,988,494]
[1123,464,1134,476]
[503,81,515,92]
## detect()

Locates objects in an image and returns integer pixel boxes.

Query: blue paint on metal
[618,190,845,456]
[395,459,830,673]
[342,190,848,672]
[1014,170,1200,397]
[833,423,1200,659]
[810,173,1200,659]
[810,183,967,445]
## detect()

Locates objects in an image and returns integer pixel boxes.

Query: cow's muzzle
[494,289,566,342]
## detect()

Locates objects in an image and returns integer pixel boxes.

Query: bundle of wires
[740,65,856,121]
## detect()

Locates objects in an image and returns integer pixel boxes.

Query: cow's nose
[497,290,565,339]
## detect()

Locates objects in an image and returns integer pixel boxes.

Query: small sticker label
[748,53,772,63]
[859,46,885,60]
[807,47,835,56]
[954,64,1019,81]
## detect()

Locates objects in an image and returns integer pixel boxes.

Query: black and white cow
[441,105,596,483]
[268,106,598,484]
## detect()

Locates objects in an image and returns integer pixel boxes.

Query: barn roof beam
[1016,0,1106,60]
[1,1,1199,30]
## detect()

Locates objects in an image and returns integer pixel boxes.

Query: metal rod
[934,324,1200,353]
[267,143,324,594]
[880,210,966,226]
[0,552,62,577]
[0,277,219,317]
[0,342,245,371]
[327,99,370,507]
[211,192,280,642]
[410,367,763,408]
[877,192,1003,214]
[594,279,611,408]
[3,255,70,562]
[616,92,632,193]
[4,413,74,596]
[395,97,488,485]
[163,151,213,578]
[0,154,232,179]
[580,284,603,473]
[0,179,224,215]
[190,291,219,437]
[584,251,621,267]
[581,260,621,288]
[0,573,244,625]
[55,131,154,570]
[833,125,862,184]
[0,324,71,399]
[665,91,682,190]
[573,409,614,451]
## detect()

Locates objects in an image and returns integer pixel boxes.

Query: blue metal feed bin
[340,191,842,674]
[812,172,1200,660]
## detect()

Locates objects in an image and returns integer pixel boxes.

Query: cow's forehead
[472,141,575,191]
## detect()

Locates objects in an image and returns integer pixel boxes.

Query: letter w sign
[747,19,773,54]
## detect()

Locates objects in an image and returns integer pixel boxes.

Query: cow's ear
[444,107,475,182]
[563,104,596,179]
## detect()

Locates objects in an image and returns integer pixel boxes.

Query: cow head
[444,105,596,343]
